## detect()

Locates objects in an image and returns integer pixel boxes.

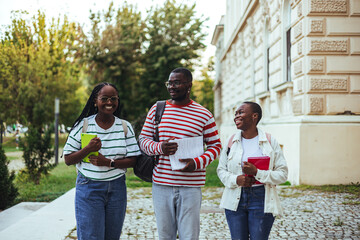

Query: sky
[0,0,226,77]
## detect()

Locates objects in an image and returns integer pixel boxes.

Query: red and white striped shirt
[139,100,222,186]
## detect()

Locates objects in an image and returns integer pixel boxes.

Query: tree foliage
[191,57,215,113]
[0,144,18,209]
[0,11,85,183]
[20,125,55,184]
[82,2,145,121]
[141,0,207,110]
[0,10,85,127]
[83,0,207,123]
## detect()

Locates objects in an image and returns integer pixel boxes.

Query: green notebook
[81,133,99,163]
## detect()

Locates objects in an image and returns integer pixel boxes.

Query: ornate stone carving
[297,79,303,92]
[310,58,324,72]
[294,61,303,75]
[260,0,270,27]
[298,41,303,55]
[310,97,324,113]
[247,17,255,41]
[292,99,302,114]
[310,20,324,33]
[310,78,348,91]
[297,2,303,17]
[294,22,302,39]
[310,0,347,14]
[310,40,348,53]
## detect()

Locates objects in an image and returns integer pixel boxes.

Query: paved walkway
[64,186,360,240]
[4,151,360,239]
[6,148,64,173]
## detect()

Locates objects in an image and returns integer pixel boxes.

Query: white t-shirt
[241,135,264,165]
[241,135,265,186]
[63,115,141,181]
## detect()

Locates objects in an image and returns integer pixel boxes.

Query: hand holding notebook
[81,133,100,162]
[243,156,270,184]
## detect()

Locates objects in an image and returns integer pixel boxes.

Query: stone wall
[212,0,360,185]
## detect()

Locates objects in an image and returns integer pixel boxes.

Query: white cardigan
[217,128,288,216]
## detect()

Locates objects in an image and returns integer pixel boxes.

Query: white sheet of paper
[169,136,204,170]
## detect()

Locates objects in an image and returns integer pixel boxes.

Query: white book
[169,136,204,170]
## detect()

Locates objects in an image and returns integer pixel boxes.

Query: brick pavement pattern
[66,187,360,239]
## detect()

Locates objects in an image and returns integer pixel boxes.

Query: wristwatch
[110,159,115,168]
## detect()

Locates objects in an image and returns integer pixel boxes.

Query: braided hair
[69,82,121,132]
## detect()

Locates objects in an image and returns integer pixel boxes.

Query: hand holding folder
[244,156,270,184]
[247,156,270,171]
[81,133,99,162]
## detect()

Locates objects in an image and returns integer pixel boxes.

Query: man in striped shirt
[139,67,222,240]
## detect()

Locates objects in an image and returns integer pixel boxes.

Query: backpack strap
[154,101,166,142]
[155,101,166,125]
[265,132,271,145]
[154,101,166,163]
[121,120,128,137]
[82,118,88,133]
[226,134,235,155]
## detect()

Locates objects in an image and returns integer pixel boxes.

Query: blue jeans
[152,183,202,240]
[225,185,275,240]
[75,173,127,240]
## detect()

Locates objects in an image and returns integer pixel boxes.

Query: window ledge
[273,81,293,93]
[257,91,270,99]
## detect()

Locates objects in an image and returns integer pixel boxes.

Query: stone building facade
[211,0,360,185]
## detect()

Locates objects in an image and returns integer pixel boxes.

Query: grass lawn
[15,163,78,203]
[2,135,68,153]
[294,183,360,197]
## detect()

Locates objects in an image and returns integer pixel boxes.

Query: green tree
[140,0,207,110]
[0,144,18,209]
[1,10,85,127]
[0,11,85,183]
[191,57,215,113]
[83,2,145,121]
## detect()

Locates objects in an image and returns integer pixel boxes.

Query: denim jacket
[217,128,288,216]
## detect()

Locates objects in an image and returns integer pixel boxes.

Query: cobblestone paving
[65,186,360,239]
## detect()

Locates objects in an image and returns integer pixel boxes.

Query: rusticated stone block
[310,20,324,33]
[294,61,303,75]
[293,99,303,114]
[294,22,303,39]
[310,0,347,14]
[297,2,303,17]
[297,79,303,92]
[310,78,348,91]
[310,58,324,72]
[298,41,303,55]
[310,40,348,53]
[310,97,324,113]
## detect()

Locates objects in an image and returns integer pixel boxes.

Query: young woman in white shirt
[217,101,288,240]
[63,82,141,240]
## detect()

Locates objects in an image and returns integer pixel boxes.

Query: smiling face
[234,103,259,131]
[95,85,119,116]
[167,72,191,101]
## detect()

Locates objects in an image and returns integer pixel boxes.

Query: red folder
[247,156,270,184]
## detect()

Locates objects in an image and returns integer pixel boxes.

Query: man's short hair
[243,101,262,124]
[171,68,193,82]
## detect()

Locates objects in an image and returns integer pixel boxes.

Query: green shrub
[20,125,55,184]
[0,144,18,209]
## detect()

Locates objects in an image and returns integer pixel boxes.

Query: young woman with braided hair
[63,82,141,240]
